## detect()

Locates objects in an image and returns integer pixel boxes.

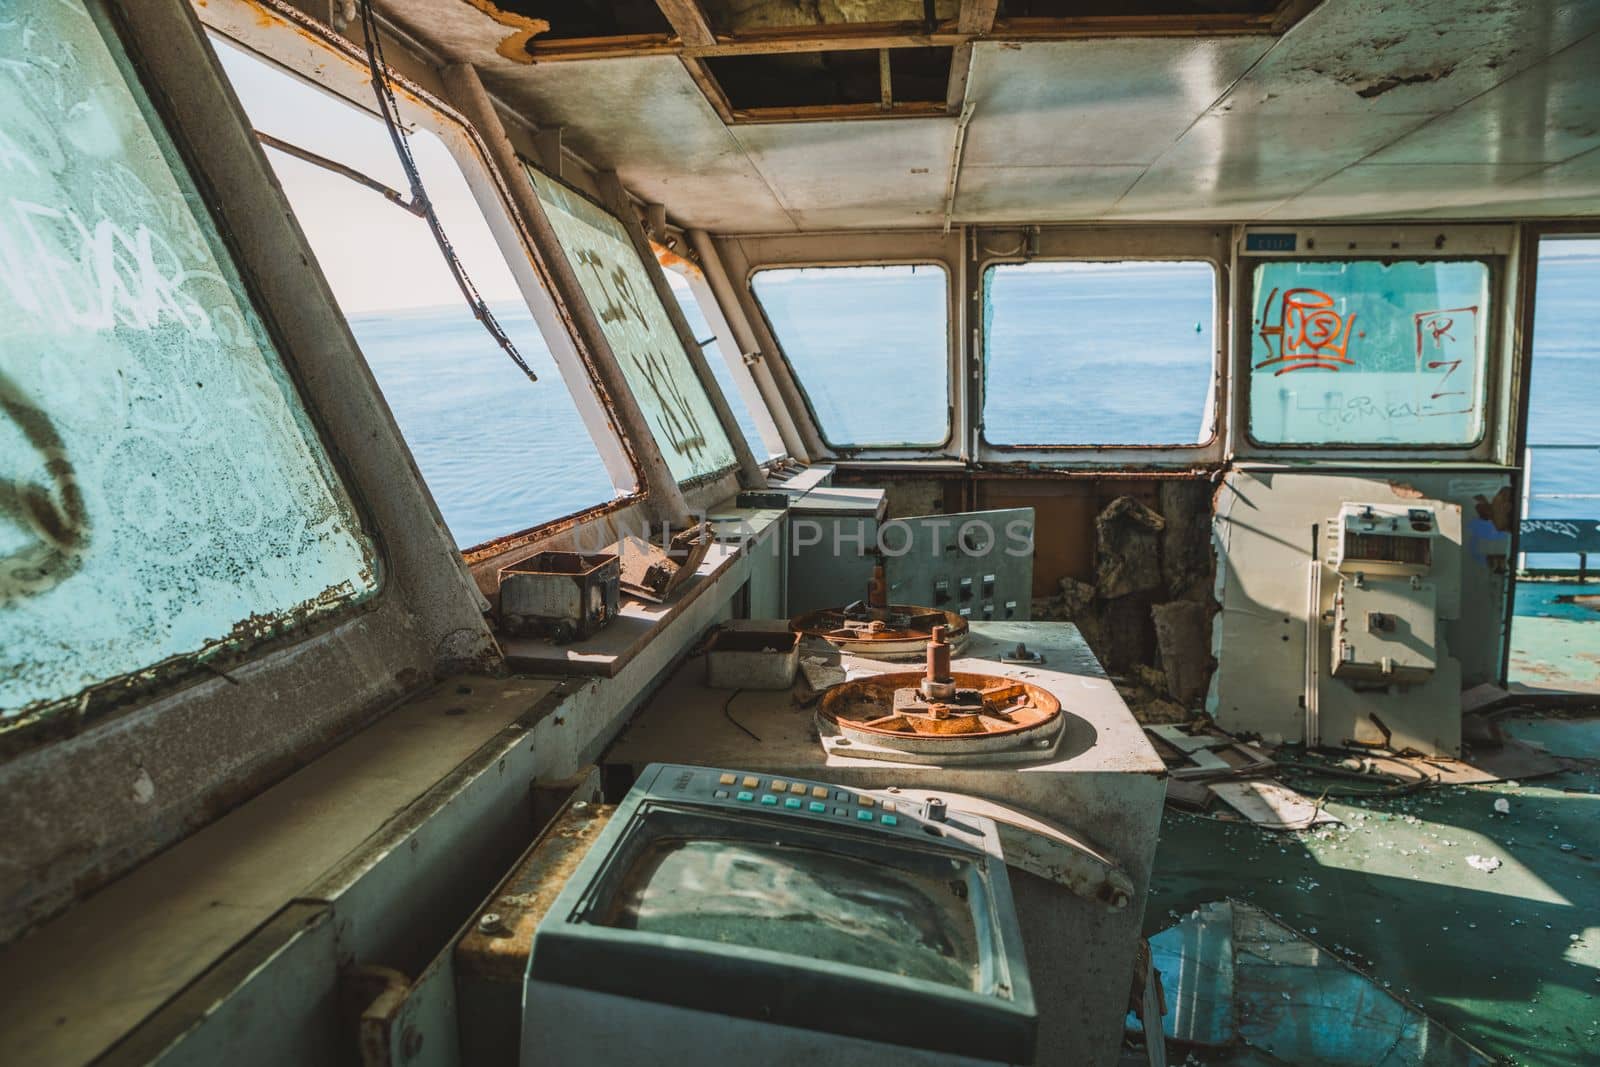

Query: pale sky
[215,37,541,314]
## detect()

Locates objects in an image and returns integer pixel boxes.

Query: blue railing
[1520,443,1600,577]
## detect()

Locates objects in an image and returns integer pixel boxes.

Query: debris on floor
[1209,780,1340,830]
[1464,854,1502,873]
[1131,900,1493,1065]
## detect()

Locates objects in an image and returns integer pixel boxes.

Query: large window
[2,0,377,721]
[1246,259,1491,447]
[981,261,1216,447]
[661,267,768,455]
[751,265,949,448]
[215,40,618,548]
[527,168,738,483]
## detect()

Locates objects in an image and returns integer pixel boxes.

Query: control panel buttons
[789,783,807,795]
[811,786,828,799]
[742,776,759,789]
[808,801,826,813]
[834,790,849,802]
[858,796,875,808]
[718,773,736,786]
[784,797,802,809]
[713,789,729,799]
[881,814,898,826]
[833,807,847,816]
[770,779,788,792]
[760,795,778,806]
[856,810,874,822]
[881,800,896,813]
[736,791,754,802]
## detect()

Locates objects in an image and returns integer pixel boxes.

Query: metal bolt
[478,912,505,935]
[572,801,588,811]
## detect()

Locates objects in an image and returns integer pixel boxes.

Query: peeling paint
[1354,66,1455,99]
[458,0,550,64]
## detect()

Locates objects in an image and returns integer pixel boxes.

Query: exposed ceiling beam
[957,0,1000,36]
[523,13,1288,63]
[652,0,716,48]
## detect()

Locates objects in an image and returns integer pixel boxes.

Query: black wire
[356,0,537,383]
[722,689,761,742]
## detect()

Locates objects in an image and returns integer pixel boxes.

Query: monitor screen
[596,836,982,990]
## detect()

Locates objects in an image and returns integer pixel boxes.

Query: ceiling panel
[1364,33,1600,166]
[1111,112,1425,220]
[960,37,1273,168]
[1206,0,1600,119]
[1263,162,1550,219]
[730,118,957,229]
[480,56,797,231]
[954,165,1145,222]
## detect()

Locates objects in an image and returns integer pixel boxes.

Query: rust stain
[458,0,550,64]
[1387,480,1426,500]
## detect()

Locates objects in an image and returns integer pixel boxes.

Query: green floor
[1145,718,1600,1066]
[1510,581,1600,695]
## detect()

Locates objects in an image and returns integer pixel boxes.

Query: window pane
[214,41,617,548]
[528,168,738,483]
[661,268,769,456]
[751,265,948,448]
[1524,239,1600,571]
[1247,260,1490,446]
[981,261,1215,446]
[2,0,377,719]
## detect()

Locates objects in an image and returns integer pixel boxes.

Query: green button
[760,794,778,806]
[881,814,898,826]
[784,797,802,809]
[856,810,873,822]
[736,791,754,802]
[808,801,826,813]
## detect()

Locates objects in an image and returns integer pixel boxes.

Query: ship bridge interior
[2,1,1599,1065]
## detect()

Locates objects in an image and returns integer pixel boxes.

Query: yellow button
[812,786,828,798]
[770,779,788,791]
[719,773,736,786]
[743,776,759,789]
[858,796,875,808]
[790,783,807,795]
[881,800,896,813]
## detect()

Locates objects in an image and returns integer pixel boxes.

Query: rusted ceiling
[378,0,1600,231]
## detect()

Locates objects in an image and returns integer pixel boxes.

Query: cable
[356,0,536,382]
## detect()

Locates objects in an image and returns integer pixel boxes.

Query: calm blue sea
[350,259,1598,551]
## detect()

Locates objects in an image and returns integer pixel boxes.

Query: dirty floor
[1510,581,1600,695]
[1144,714,1600,1066]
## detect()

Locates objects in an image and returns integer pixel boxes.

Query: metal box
[499,551,620,641]
[1332,575,1438,682]
[704,626,800,690]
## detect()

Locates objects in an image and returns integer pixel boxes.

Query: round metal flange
[789,604,969,661]
[817,670,1063,757]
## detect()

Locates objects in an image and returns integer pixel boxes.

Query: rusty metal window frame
[970,225,1230,469]
[975,257,1223,452]
[198,0,648,536]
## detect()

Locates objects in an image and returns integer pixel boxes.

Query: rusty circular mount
[818,670,1061,743]
[789,605,969,661]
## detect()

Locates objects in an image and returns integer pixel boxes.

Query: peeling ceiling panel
[961,38,1273,168]
[1110,112,1425,219]
[731,118,957,228]
[1364,34,1600,166]
[1206,0,1600,119]
[955,164,1145,221]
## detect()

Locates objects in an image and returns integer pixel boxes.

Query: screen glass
[596,836,983,991]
